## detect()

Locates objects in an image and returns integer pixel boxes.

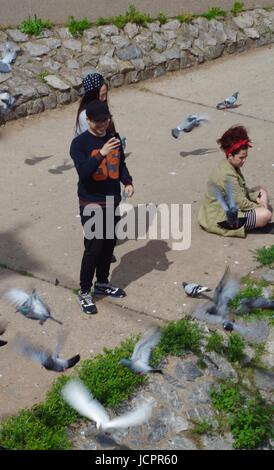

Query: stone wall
[1,8,274,123]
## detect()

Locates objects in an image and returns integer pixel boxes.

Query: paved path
[1,45,274,418]
[1,0,274,25]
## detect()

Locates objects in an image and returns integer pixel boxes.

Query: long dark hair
[75,85,116,133]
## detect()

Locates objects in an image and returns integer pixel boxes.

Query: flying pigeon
[0,320,8,347]
[171,114,209,139]
[211,178,247,229]
[182,282,211,298]
[192,267,268,342]
[236,296,274,314]
[192,266,239,327]
[120,327,162,375]
[5,288,63,325]
[62,379,153,431]
[14,333,80,372]
[0,42,17,73]
[216,92,239,110]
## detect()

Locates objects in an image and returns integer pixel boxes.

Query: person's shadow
[179,148,217,158]
[111,240,173,289]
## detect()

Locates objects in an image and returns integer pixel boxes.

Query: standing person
[70,100,134,315]
[75,72,125,263]
[75,72,112,136]
[198,125,272,237]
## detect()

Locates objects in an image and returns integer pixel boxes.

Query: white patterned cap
[82,73,105,93]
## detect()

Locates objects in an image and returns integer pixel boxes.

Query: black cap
[86,100,111,122]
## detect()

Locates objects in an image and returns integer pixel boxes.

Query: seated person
[198,125,272,237]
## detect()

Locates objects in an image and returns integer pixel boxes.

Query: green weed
[19,15,52,36]
[206,332,225,354]
[226,333,246,363]
[201,7,226,20]
[256,245,274,267]
[192,418,213,434]
[158,319,202,356]
[66,16,91,36]
[231,2,245,16]
[176,12,195,23]
[156,12,168,25]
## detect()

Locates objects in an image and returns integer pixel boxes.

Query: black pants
[79,206,120,292]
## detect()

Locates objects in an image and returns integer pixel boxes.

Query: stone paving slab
[1,45,274,418]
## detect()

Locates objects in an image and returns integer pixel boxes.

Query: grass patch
[66,16,91,36]
[95,17,112,26]
[156,12,168,25]
[206,331,225,354]
[231,1,245,16]
[196,357,208,370]
[226,333,246,363]
[19,15,52,36]
[256,245,274,267]
[176,12,196,23]
[18,270,34,277]
[251,342,267,368]
[78,341,146,409]
[229,397,274,449]
[192,418,213,434]
[210,382,274,449]
[0,318,202,449]
[157,319,202,356]
[229,275,274,325]
[97,4,154,29]
[0,409,70,450]
[201,7,226,20]
[39,70,49,83]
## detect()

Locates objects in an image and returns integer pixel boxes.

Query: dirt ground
[1,45,274,419]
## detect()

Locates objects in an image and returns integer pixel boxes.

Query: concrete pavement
[1,44,274,417]
[1,0,274,25]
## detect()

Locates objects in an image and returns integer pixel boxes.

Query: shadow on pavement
[111,240,172,289]
[179,147,217,158]
[0,223,44,280]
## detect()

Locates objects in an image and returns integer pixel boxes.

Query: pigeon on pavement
[182,282,211,297]
[216,92,239,109]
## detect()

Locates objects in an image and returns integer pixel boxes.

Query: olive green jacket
[198,158,260,238]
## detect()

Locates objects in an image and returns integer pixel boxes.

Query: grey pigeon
[119,327,162,375]
[15,333,80,372]
[0,92,17,112]
[193,266,239,328]
[237,297,274,314]
[5,288,63,325]
[0,42,17,73]
[216,92,239,109]
[192,267,268,342]
[182,282,211,297]
[211,178,247,230]
[62,379,153,431]
[0,320,8,347]
[171,114,209,139]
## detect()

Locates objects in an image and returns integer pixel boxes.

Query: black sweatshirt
[70,129,133,207]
